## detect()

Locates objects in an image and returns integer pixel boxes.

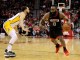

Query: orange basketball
[62,23,71,31]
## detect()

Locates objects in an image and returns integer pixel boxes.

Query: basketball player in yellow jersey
[3,6,30,58]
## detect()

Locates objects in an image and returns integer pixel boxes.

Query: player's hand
[23,28,30,32]
[26,29,30,32]
[39,25,45,29]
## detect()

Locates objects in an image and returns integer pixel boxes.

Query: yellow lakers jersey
[6,13,20,27]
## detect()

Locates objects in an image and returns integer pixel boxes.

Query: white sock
[7,44,12,52]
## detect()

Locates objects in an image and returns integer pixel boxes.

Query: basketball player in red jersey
[40,5,69,56]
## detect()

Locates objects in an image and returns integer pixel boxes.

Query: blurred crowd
[0,0,80,38]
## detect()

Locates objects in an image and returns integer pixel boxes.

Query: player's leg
[51,38,58,45]
[7,29,18,51]
[59,36,69,56]
[50,30,62,53]
[51,38,62,53]
[3,24,17,57]
[5,29,18,57]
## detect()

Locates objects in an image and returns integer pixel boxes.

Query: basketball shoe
[56,44,62,53]
[63,47,69,56]
[4,49,16,58]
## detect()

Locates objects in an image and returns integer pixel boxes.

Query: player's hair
[51,5,55,6]
[51,5,57,8]
[21,6,27,11]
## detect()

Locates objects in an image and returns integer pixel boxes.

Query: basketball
[62,23,71,31]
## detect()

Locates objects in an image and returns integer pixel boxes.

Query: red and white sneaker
[63,48,69,56]
[56,44,62,53]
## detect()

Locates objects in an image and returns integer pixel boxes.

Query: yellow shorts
[3,21,13,34]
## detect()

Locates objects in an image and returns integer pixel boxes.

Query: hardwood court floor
[0,36,80,60]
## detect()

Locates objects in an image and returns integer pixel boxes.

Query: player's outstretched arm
[39,12,49,29]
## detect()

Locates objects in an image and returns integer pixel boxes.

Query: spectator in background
[76,27,80,39]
